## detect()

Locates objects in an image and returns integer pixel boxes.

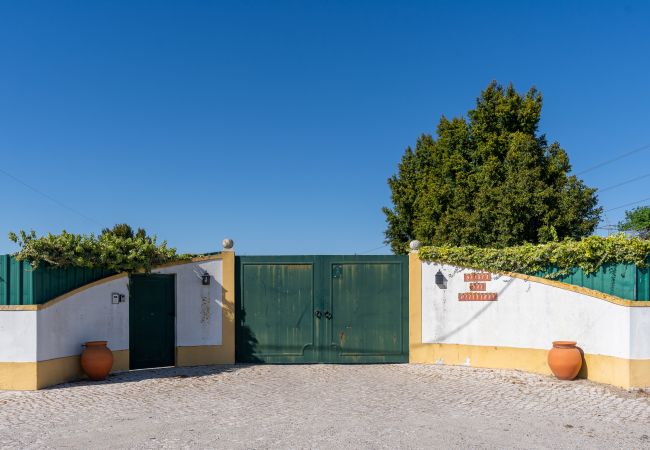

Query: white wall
[34,259,224,362]
[154,260,223,347]
[0,311,37,362]
[630,308,650,359]
[37,276,130,361]
[421,262,649,360]
[0,257,224,364]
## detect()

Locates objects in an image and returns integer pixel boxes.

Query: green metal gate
[129,274,176,370]
[236,255,408,363]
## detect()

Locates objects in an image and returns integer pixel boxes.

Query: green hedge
[9,230,188,273]
[418,234,650,279]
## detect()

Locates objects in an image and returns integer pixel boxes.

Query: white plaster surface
[630,307,650,359]
[0,258,224,363]
[154,260,223,347]
[421,262,650,360]
[37,277,130,361]
[0,311,37,362]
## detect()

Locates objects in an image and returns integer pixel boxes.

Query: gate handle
[314,310,322,319]
[324,311,332,320]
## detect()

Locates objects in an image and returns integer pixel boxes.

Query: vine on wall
[8,229,189,273]
[417,234,650,278]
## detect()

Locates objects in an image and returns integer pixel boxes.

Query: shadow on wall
[577,346,589,380]
[235,308,262,363]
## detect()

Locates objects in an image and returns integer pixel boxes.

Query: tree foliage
[8,226,187,273]
[618,206,650,239]
[383,81,601,254]
[101,223,148,240]
[418,234,650,279]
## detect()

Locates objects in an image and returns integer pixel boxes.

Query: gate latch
[332,265,343,279]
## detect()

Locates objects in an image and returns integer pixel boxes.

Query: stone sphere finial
[222,238,234,250]
[409,240,421,251]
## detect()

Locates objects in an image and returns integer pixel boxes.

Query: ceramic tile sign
[459,273,498,301]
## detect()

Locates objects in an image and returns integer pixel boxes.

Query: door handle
[324,311,332,320]
[314,310,322,319]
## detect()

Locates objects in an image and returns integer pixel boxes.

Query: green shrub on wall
[418,234,650,278]
[8,226,188,273]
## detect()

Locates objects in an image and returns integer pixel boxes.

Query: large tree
[618,206,650,239]
[383,81,601,253]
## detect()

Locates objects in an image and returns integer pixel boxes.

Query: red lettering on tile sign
[464,272,492,282]
[458,292,498,301]
[469,282,486,291]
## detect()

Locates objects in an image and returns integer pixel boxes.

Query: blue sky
[1,1,649,255]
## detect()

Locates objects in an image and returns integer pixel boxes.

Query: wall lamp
[435,270,447,289]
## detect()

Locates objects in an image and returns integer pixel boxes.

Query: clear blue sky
[1,1,649,255]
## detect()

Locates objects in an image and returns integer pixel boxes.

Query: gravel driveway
[1,364,649,449]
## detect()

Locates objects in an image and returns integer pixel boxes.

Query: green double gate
[236,255,409,364]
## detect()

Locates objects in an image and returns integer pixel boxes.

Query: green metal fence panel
[638,267,650,301]
[0,255,12,305]
[0,256,31,305]
[0,255,115,306]
[535,262,648,301]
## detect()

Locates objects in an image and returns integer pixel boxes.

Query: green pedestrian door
[236,256,408,364]
[129,274,176,370]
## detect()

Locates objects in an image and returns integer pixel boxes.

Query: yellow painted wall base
[630,359,650,388]
[410,342,650,389]
[1,344,237,391]
[0,362,38,390]
[0,350,129,391]
[176,345,234,366]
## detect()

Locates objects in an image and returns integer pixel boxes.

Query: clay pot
[80,341,114,381]
[548,341,582,380]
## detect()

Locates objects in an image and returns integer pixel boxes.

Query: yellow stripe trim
[409,252,423,359]
[220,251,236,364]
[151,254,223,269]
[0,272,128,311]
[500,271,649,307]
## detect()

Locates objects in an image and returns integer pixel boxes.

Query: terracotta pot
[548,341,582,380]
[80,341,114,381]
